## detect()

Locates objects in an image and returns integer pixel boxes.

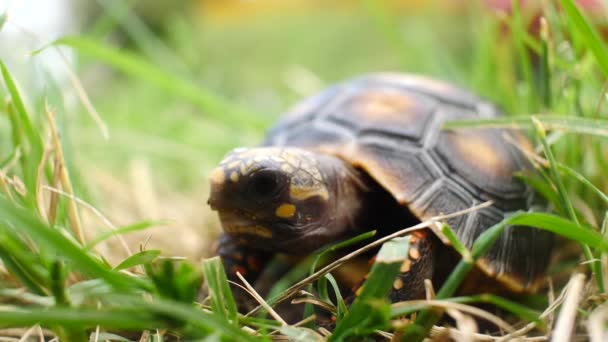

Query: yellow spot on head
[289,184,329,201]
[230,171,239,182]
[275,203,296,218]
[393,278,404,290]
[210,168,226,184]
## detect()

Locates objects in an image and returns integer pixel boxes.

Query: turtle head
[208,147,361,253]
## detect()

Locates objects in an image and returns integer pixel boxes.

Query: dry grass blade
[292,315,317,328]
[316,327,331,337]
[552,273,586,342]
[0,172,15,201]
[42,186,133,257]
[247,201,493,316]
[45,104,84,244]
[391,300,515,333]
[446,308,477,342]
[291,297,336,314]
[235,272,287,326]
[424,278,435,300]
[430,326,549,341]
[430,326,491,341]
[587,302,608,342]
[495,278,565,341]
[92,326,100,342]
[16,325,37,342]
[138,330,151,342]
[35,146,51,220]
[46,157,62,226]
[0,327,53,341]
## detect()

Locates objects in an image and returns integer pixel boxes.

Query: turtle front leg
[348,230,438,303]
[216,233,272,312]
[388,230,437,302]
[316,230,438,329]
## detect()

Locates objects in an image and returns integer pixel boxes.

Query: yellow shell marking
[451,133,508,176]
[209,168,226,184]
[289,184,329,201]
[275,203,296,218]
[359,91,413,119]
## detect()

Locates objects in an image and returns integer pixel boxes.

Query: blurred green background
[2,0,606,261]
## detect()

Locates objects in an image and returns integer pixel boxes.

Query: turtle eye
[247,170,284,200]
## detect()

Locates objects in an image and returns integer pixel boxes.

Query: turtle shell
[264,73,552,292]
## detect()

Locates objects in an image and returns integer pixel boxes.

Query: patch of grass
[2,0,608,340]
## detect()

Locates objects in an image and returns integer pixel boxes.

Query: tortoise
[207,73,553,310]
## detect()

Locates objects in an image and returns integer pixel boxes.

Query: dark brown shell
[264,73,552,292]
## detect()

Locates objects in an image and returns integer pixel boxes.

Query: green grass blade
[46,36,268,130]
[391,294,541,324]
[0,244,47,296]
[441,223,470,261]
[532,118,579,224]
[0,196,141,290]
[539,18,552,109]
[330,236,410,341]
[404,210,608,340]
[201,256,238,325]
[0,147,19,169]
[507,212,608,250]
[0,12,6,32]
[85,220,161,251]
[0,60,44,206]
[560,0,608,78]
[114,250,161,271]
[557,163,608,206]
[532,118,602,290]
[324,273,348,320]
[305,230,376,319]
[510,0,536,111]
[515,173,565,213]
[111,294,258,341]
[310,230,377,275]
[0,308,167,329]
[443,114,608,137]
